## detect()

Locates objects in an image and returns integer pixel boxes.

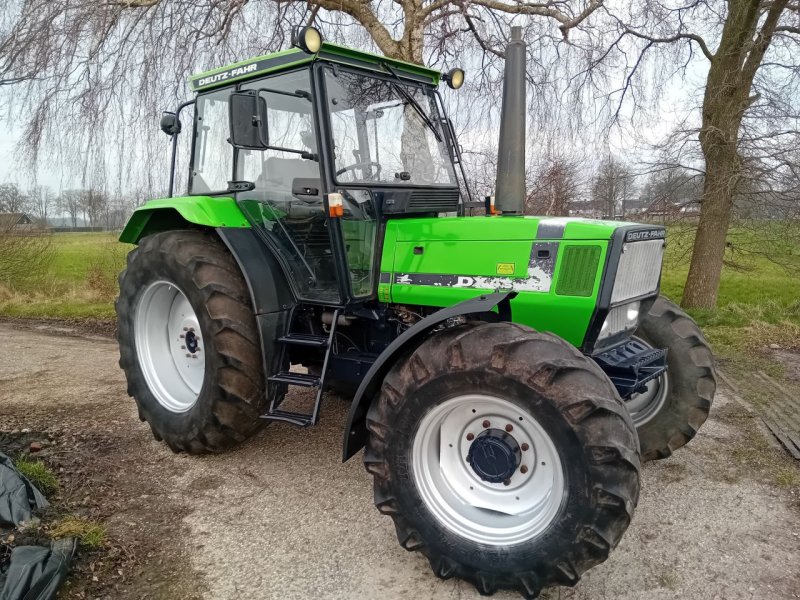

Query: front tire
[630,296,716,461]
[365,322,640,598]
[116,230,266,454]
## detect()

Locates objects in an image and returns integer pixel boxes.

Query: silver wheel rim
[134,281,205,413]
[626,337,669,427]
[411,394,565,546]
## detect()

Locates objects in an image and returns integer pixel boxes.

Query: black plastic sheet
[0,538,77,600]
[0,452,74,600]
[0,454,47,527]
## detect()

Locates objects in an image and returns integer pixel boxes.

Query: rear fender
[342,292,515,462]
[119,197,250,244]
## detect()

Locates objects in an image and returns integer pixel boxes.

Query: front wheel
[365,322,640,598]
[629,296,716,461]
[116,230,266,454]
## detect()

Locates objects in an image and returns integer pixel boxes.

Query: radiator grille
[407,189,460,213]
[611,239,664,303]
[556,245,601,297]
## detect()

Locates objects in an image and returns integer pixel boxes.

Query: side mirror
[229,92,269,149]
[160,112,181,136]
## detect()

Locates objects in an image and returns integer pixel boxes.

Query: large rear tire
[116,230,266,454]
[365,322,640,598]
[629,296,716,461]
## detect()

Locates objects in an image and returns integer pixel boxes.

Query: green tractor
[116,25,715,598]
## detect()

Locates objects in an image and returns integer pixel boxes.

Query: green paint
[119,196,250,244]
[188,42,440,93]
[379,217,618,347]
[318,43,440,84]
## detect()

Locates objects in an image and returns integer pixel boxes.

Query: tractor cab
[164,28,467,306]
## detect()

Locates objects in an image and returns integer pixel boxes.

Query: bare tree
[0,1,605,197]
[526,156,582,216]
[591,155,631,219]
[0,183,27,213]
[81,189,108,228]
[583,1,800,307]
[58,189,83,228]
[27,184,54,224]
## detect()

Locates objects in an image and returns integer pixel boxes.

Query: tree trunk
[681,0,784,309]
[681,147,739,308]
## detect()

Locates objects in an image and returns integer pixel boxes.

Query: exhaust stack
[494,26,527,215]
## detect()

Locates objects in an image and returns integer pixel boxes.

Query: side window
[237,72,318,192]
[190,90,232,194]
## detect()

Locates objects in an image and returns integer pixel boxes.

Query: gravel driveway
[1,321,799,599]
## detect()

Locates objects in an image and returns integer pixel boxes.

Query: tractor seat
[261,157,319,191]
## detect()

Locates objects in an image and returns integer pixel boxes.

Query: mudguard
[342,292,515,461]
[118,196,250,244]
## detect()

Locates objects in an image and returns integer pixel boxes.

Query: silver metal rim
[626,337,669,427]
[134,281,205,413]
[411,394,565,546]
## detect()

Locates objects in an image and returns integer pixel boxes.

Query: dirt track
[1,321,799,599]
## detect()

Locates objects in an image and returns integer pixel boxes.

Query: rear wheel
[365,322,640,598]
[630,296,716,461]
[116,230,266,453]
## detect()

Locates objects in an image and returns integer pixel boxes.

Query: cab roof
[189,42,441,93]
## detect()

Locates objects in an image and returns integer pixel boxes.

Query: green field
[1,228,798,362]
[0,232,131,319]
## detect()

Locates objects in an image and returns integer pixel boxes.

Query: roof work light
[293,26,323,54]
[444,68,465,89]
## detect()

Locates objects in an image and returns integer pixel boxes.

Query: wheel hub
[184,329,199,354]
[467,429,521,483]
[134,281,205,413]
[412,394,565,546]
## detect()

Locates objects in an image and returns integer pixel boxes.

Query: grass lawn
[0,232,131,319]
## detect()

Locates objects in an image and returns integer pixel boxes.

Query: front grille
[407,189,460,213]
[556,245,601,297]
[611,239,664,303]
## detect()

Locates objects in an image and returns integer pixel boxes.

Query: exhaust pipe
[494,26,527,215]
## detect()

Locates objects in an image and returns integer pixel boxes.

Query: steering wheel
[336,161,383,180]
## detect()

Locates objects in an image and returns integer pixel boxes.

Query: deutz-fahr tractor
[116,25,715,598]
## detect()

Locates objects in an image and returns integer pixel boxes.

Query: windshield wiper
[383,63,442,142]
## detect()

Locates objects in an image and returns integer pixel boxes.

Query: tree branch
[620,25,714,62]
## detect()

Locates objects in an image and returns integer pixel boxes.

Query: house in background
[0,212,47,233]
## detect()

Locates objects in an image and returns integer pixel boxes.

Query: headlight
[598,301,641,344]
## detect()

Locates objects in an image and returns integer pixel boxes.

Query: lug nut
[505,424,513,432]
[185,353,191,357]
[180,345,186,350]
[521,443,529,451]
[502,479,511,486]
[179,334,185,339]
[520,465,529,474]
[482,420,490,428]
[183,327,188,331]
[466,433,475,441]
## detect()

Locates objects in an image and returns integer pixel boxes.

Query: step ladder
[261,310,339,427]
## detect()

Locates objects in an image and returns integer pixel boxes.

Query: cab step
[278,333,329,348]
[261,309,341,427]
[262,410,314,427]
[267,371,320,387]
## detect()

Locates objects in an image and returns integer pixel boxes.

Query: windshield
[324,69,457,186]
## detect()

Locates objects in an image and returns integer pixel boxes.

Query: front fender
[119,196,250,244]
[342,292,516,462]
